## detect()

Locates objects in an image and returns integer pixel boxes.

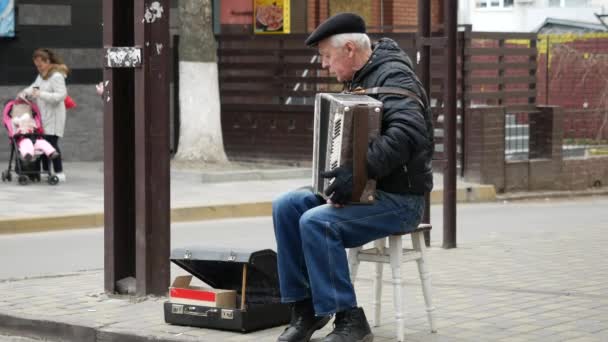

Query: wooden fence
[216,30,538,168]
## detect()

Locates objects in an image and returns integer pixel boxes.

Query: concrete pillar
[528,106,563,190]
[463,106,506,192]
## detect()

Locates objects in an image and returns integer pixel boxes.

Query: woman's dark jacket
[346,38,434,195]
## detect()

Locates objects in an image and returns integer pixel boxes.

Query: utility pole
[417,0,432,247]
[443,0,458,249]
[103,0,171,296]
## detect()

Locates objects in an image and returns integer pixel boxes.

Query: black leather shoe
[322,307,373,342]
[277,299,331,342]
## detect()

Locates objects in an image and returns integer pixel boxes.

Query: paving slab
[0,221,607,341]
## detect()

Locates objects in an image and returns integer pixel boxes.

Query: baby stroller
[1,99,59,185]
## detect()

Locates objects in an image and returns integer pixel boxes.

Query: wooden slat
[222,104,312,113]
[470,32,537,40]
[217,33,310,41]
[464,61,537,71]
[464,90,537,101]
[220,49,316,57]
[219,62,325,70]
[221,89,319,97]
[465,75,537,86]
[220,75,338,83]
[417,36,448,48]
[464,47,537,56]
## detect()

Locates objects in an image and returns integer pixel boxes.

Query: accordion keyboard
[329,113,344,171]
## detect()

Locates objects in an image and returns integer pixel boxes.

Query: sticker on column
[105,47,142,68]
[144,1,164,23]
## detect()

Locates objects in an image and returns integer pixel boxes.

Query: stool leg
[388,235,405,342]
[348,247,362,283]
[412,232,437,333]
[371,239,385,327]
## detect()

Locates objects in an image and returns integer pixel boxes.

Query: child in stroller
[1,98,60,185]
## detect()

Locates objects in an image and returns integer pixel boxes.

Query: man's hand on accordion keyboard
[320,165,353,206]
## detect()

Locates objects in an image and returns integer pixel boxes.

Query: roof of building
[536,17,608,34]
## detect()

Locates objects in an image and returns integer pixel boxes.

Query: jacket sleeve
[39,73,67,105]
[366,68,430,179]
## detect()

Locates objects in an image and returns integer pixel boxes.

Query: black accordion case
[164,247,290,333]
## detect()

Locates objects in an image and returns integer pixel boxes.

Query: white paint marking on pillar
[175,61,227,162]
[104,80,110,87]
[156,43,164,55]
[144,2,164,23]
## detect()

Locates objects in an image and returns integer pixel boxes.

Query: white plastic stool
[348,223,437,342]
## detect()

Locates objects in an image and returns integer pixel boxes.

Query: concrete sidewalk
[0,200,607,342]
[0,162,496,234]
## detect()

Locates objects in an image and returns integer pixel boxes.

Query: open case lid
[170,247,281,299]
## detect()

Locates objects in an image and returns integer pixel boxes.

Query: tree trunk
[175,0,227,162]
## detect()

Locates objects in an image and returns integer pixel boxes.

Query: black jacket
[346,38,434,195]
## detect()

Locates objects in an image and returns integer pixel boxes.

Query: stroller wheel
[18,175,29,185]
[48,175,59,185]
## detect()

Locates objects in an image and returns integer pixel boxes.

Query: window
[476,0,514,8]
[565,0,589,6]
[549,0,589,7]
[0,0,15,38]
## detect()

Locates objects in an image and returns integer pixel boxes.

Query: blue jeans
[272,189,424,316]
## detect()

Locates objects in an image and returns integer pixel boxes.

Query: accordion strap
[348,86,426,109]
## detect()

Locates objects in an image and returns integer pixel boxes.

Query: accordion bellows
[312,93,383,204]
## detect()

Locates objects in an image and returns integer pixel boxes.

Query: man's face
[318,39,355,83]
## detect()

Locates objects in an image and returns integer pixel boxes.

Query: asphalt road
[0,196,606,281]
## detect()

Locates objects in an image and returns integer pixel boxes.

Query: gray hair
[328,33,371,50]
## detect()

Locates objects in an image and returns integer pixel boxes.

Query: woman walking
[19,48,69,182]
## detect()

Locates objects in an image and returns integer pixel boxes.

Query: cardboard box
[170,275,236,308]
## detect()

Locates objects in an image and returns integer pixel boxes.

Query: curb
[0,313,184,342]
[0,187,496,235]
[200,168,311,183]
[496,187,608,201]
[431,184,496,204]
[0,203,273,235]
[0,313,96,342]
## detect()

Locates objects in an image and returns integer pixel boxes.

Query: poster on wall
[0,0,15,38]
[254,0,290,34]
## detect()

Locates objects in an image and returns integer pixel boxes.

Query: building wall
[307,0,443,33]
[462,0,605,32]
[0,1,183,163]
[0,1,102,85]
[0,0,104,163]
[220,0,252,25]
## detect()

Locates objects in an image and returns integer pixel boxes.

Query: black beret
[305,13,366,47]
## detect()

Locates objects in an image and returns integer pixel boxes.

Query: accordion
[312,93,383,204]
